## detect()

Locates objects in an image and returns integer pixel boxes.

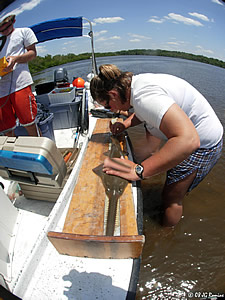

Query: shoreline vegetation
[29,49,225,75]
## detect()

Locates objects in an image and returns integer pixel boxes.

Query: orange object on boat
[64,151,72,163]
[72,77,85,88]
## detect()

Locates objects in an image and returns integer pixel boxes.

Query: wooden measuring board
[48,118,145,259]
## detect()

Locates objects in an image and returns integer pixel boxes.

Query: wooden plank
[48,231,145,259]
[63,119,110,235]
[63,118,138,236]
[120,183,138,236]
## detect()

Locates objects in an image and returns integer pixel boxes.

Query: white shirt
[130,73,223,148]
[0,27,38,97]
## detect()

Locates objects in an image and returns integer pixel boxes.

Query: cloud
[167,42,179,45]
[129,39,141,43]
[94,30,108,37]
[94,28,121,43]
[36,44,47,55]
[1,0,44,18]
[211,0,224,5]
[109,36,121,40]
[196,45,214,55]
[96,35,121,41]
[93,17,124,24]
[166,39,188,48]
[147,12,208,27]
[148,17,164,24]
[128,33,151,43]
[166,13,203,26]
[188,12,210,22]
[129,33,152,40]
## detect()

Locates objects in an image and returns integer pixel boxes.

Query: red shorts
[0,86,37,132]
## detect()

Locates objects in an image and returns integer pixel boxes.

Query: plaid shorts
[166,138,223,192]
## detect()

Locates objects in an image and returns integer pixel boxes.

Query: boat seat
[0,136,69,202]
[48,119,145,259]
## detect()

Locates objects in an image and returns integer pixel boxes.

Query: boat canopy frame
[30,16,97,75]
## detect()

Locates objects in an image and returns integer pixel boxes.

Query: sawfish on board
[104,135,129,235]
[93,133,129,236]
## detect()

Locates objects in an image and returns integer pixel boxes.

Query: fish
[101,135,128,236]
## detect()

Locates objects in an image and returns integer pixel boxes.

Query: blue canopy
[30,16,98,75]
[30,17,83,43]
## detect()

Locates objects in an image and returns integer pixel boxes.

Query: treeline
[29,49,225,74]
[112,49,225,69]
[29,52,91,74]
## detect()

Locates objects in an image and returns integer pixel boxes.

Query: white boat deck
[0,116,135,300]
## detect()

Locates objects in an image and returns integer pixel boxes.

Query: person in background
[0,14,40,136]
[90,64,223,227]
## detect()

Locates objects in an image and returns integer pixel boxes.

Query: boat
[0,14,145,300]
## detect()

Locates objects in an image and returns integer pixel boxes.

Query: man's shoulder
[14,27,37,44]
[15,27,32,32]
[14,27,34,34]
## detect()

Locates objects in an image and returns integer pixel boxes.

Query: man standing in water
[90,64,223,227]
[0,14,40,136]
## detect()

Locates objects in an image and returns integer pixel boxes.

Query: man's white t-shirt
[0,27,38,97]
[130,74,223,148]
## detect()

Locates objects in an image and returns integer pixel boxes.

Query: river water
[33,56,225,299]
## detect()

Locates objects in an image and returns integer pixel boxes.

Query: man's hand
[4,44,36,72]
[103,156,141,181]
[4,56,16,72]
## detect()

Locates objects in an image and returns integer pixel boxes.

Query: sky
[1,0,225,61]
